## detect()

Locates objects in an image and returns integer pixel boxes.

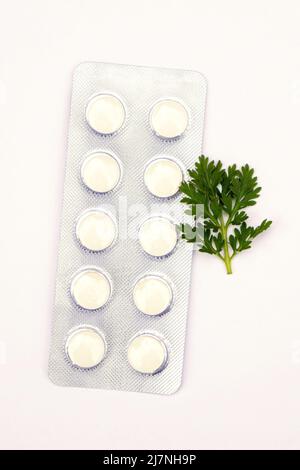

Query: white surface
[0,0,299,450]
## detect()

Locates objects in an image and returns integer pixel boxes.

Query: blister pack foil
[49,62,206,394]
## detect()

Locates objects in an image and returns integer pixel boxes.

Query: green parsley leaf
[179,156,272,274]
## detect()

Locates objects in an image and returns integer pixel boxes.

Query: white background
[0,0,299,450]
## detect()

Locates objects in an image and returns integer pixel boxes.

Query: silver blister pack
[49,62,207,394]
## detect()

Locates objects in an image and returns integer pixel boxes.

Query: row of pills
[81,151,184,199]
[86,93,189,139]
[71,268,173,316]
[65,327,168,374]
[76,210,178,257]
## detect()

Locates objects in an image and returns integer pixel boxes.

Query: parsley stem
[220,214,232,274]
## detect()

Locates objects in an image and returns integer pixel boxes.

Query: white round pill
[66,327,106,369]
[86,94,126,134]
[71,268,111,310]
[150,99,189,139]
[133,275,173,316]
[76,210,117,252]
[81,152,121,193]
[127,334,168,374]
[144,158,183,198]
[138,217,177,257]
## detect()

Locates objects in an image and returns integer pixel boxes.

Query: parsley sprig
[180,156,272,274]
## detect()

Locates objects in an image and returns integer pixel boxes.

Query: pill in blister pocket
[133,275,173,316]
[150,99,189,139]
[144,157,183,198]
[71,268,112,310]
[81,152,121,193]
[127,333,168,374]
[138,216,177,257]
[86,94,126,134]
[65,326,106,369]
[76,209,117,252]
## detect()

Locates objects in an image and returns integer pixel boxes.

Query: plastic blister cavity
[149,98,190,139]
[85,93,126,135]
[127,332,169,375]
[65,325,107,369]
[143,156,184,199]
[80,150,122,194]
[70,266,112,310]
[75,209,117,252]
[133,273,174,316]
[138,216,178,258]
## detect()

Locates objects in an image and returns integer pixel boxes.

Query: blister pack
[49,62,206,394]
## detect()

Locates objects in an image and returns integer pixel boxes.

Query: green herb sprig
[180,155,272,274]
